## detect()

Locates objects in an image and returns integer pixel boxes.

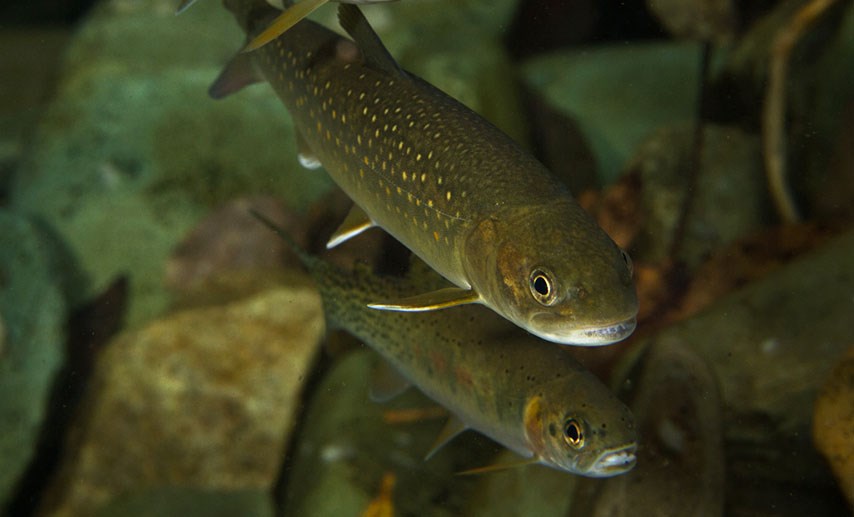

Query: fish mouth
[529,316,637,346]
[588,443,637,477]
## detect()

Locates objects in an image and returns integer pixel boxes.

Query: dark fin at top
[208,52,262,99]
[337,4,404,77]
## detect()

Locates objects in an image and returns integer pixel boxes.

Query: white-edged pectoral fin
[368,287,481,312]
[296,132,322,170]
[369,361,412,403]
[326,205,376,248]
[425,416,468,461]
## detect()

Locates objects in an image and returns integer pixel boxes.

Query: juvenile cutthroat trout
[253,211,638,477]
[206,1,638,345]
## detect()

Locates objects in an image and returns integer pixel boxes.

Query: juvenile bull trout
[206,1,638,345]
[253,211,638,477]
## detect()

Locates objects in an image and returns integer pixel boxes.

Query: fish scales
[215,1,639,345]
[255,29,562,283]
[260,219,638,476]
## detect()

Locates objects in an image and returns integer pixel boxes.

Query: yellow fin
[425,416,468,460]
[456,457,540,476]
[242,0,329,52]
[326,204,376,249]
[368,287,481,312]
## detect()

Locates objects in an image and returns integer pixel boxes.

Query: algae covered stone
[0,210,67,510]
[522,43,702,184]
[12,0,333,325]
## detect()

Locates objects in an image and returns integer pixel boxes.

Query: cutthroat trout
[253,211,638,477]
[205,1,638,345]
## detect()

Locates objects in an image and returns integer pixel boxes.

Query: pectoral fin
[296,132,322,170]
[425,416,468,460]
[368,287,481,312]
[456,457,540,476]
[326,205,376,249]
[369,361,412,403]
[208,52,262,99]
[242,0,330,52]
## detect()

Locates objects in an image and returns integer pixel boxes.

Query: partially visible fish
[198,2,638,345]
[570,340,725,515]
[253,211,638,477]
[177,0,398,53]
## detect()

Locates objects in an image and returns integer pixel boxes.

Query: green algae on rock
[11,0,333,326]
[0,211,67,511]
[522,43,703,185]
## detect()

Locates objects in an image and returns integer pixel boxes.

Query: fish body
[211,2,638,345]
[253,212,638,477]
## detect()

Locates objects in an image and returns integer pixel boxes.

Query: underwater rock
[96,487,273,517]
[522,43,702,184]
[0,210,67,511]
[165,196,305,294]
[813,345,854,508]
[11,0,333,325]
[464,450,578,517]
[41,280,323,517]
[626,228,854,515]
[571,340,725,517]
[627,124,768,269]
[802,1,854,221]
[282,349,486,517]
[647,0,736,42]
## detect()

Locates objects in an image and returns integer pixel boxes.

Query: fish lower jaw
[529,317,637,346]
[587,444,638,477]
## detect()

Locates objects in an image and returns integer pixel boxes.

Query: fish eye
[529,268,558,306]
[563,419,584,449]
[620,250,633,277]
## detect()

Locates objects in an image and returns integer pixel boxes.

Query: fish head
[463,203,638,346]
[523,378,638,477]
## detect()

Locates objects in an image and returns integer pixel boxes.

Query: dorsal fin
[337,4,404,77]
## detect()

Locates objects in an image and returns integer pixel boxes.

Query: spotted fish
[252,210,638,477]
[206,1,638,345]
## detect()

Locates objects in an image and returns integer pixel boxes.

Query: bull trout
[204,1,638,345]
[253,210,638,477]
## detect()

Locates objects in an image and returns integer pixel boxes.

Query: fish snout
[588,443,637,477]
[528,315,637,346]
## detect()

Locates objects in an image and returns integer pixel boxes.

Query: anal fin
[425,416,468,460]
[243,0,329,52]
[369,361,412,403]
[368,287,481,312]
[326,205,376,248]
